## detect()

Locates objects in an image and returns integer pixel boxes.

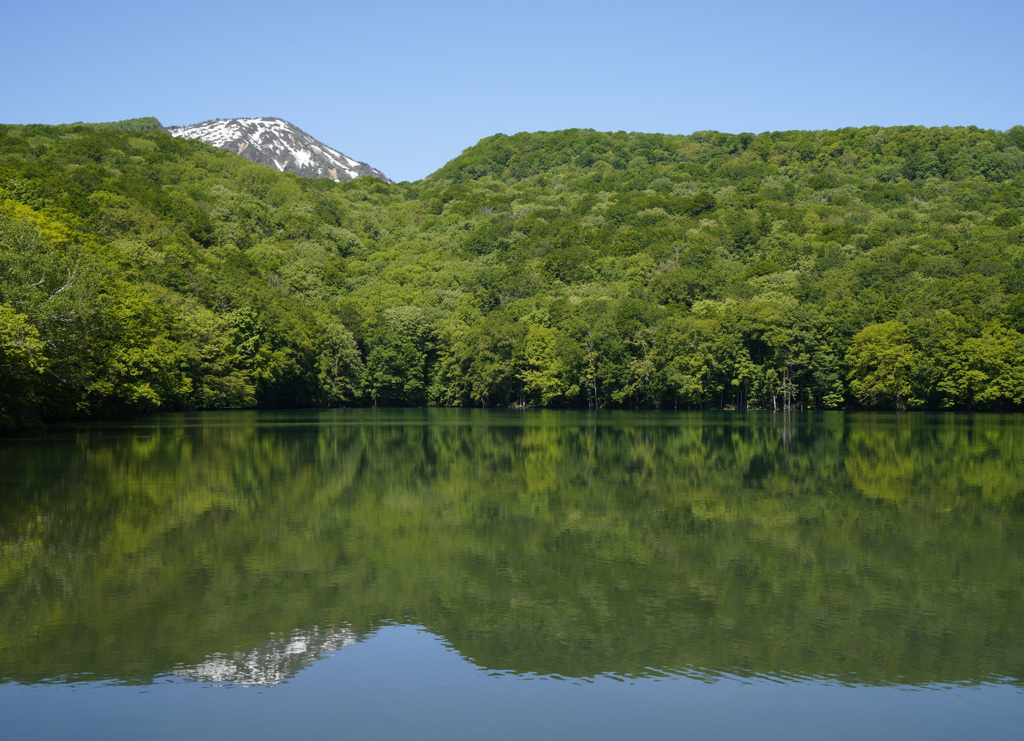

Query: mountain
[166,117,391,183]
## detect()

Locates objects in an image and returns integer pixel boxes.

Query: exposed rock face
[167,117,390,183]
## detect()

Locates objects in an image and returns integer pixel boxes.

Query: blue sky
[4,0,1021,182]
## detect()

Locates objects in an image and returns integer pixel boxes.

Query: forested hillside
[1,121,1023,426]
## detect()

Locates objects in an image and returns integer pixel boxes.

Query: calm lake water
[1,409,1023,739]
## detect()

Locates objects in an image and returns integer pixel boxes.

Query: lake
[1,409,1022,739]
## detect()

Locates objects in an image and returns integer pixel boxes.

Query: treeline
[1,121,1023,425]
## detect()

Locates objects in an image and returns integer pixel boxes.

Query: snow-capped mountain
[166,117,390,183]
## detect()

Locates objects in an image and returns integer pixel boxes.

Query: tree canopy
[2,121,1023,426]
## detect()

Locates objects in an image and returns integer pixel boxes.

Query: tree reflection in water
[1,410,1022,686]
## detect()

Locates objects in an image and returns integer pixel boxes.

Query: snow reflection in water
[173,625,358,686]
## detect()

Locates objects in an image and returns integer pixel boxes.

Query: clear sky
[4,0,1021,182]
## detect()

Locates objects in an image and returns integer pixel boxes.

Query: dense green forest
[2,120,1023,426]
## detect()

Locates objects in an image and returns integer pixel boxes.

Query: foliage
[77,117,166,132]
[2,120,1024,423]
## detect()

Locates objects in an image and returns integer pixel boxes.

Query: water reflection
[1,410,1022,687]
[173,625,358,686]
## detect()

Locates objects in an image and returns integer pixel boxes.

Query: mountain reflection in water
[1,409,1023,688]
[172,625,358,686]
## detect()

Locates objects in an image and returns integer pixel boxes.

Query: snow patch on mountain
[166,117,390,183]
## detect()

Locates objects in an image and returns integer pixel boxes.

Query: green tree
[845,321,916,409]
[0,304,47,427]
[316,323,364,405]
[518,324,572,406]
[365,307,435,405]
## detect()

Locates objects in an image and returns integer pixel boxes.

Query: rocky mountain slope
[166,117,390,183]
